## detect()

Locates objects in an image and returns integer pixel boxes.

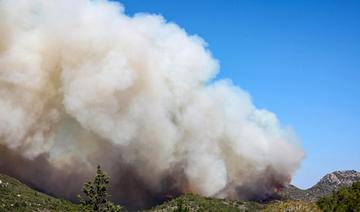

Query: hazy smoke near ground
[0,0,303,209]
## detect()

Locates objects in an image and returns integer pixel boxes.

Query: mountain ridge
[280,170,360,201]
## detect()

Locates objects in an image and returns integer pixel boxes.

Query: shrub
[317,181,360,211]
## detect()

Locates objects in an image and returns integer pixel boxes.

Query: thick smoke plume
[0,0,303,209]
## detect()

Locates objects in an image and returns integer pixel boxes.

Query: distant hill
[280,170,360,201]
[0,173,79,212]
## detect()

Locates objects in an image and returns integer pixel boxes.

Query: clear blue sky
[116,0,360,188]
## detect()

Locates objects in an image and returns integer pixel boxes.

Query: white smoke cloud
[0,0,303,206]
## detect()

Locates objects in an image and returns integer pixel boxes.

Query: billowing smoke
[0,0,303,209]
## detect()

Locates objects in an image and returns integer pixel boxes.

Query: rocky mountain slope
[280,170,360,201]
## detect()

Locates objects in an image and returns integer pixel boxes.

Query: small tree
[78,165,122,212]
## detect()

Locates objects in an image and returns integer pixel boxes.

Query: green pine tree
[78,165,123,212]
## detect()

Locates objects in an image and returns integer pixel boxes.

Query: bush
[317,181,360,211]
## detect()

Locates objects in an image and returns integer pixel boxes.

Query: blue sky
[117,0,360,188]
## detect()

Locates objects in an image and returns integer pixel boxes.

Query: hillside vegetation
[147,194,263,211]
[0,173,318,212]
[146,194,321,212]
[1,170,360,211]
[317,181,360,211]
[0,174,80,212]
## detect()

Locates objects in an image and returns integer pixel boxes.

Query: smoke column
[0,0,303,209]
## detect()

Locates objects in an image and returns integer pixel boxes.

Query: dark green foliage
[78,165,123,212]
[317,181,360,212]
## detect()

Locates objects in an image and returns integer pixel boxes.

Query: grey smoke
[0,0,303,209]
